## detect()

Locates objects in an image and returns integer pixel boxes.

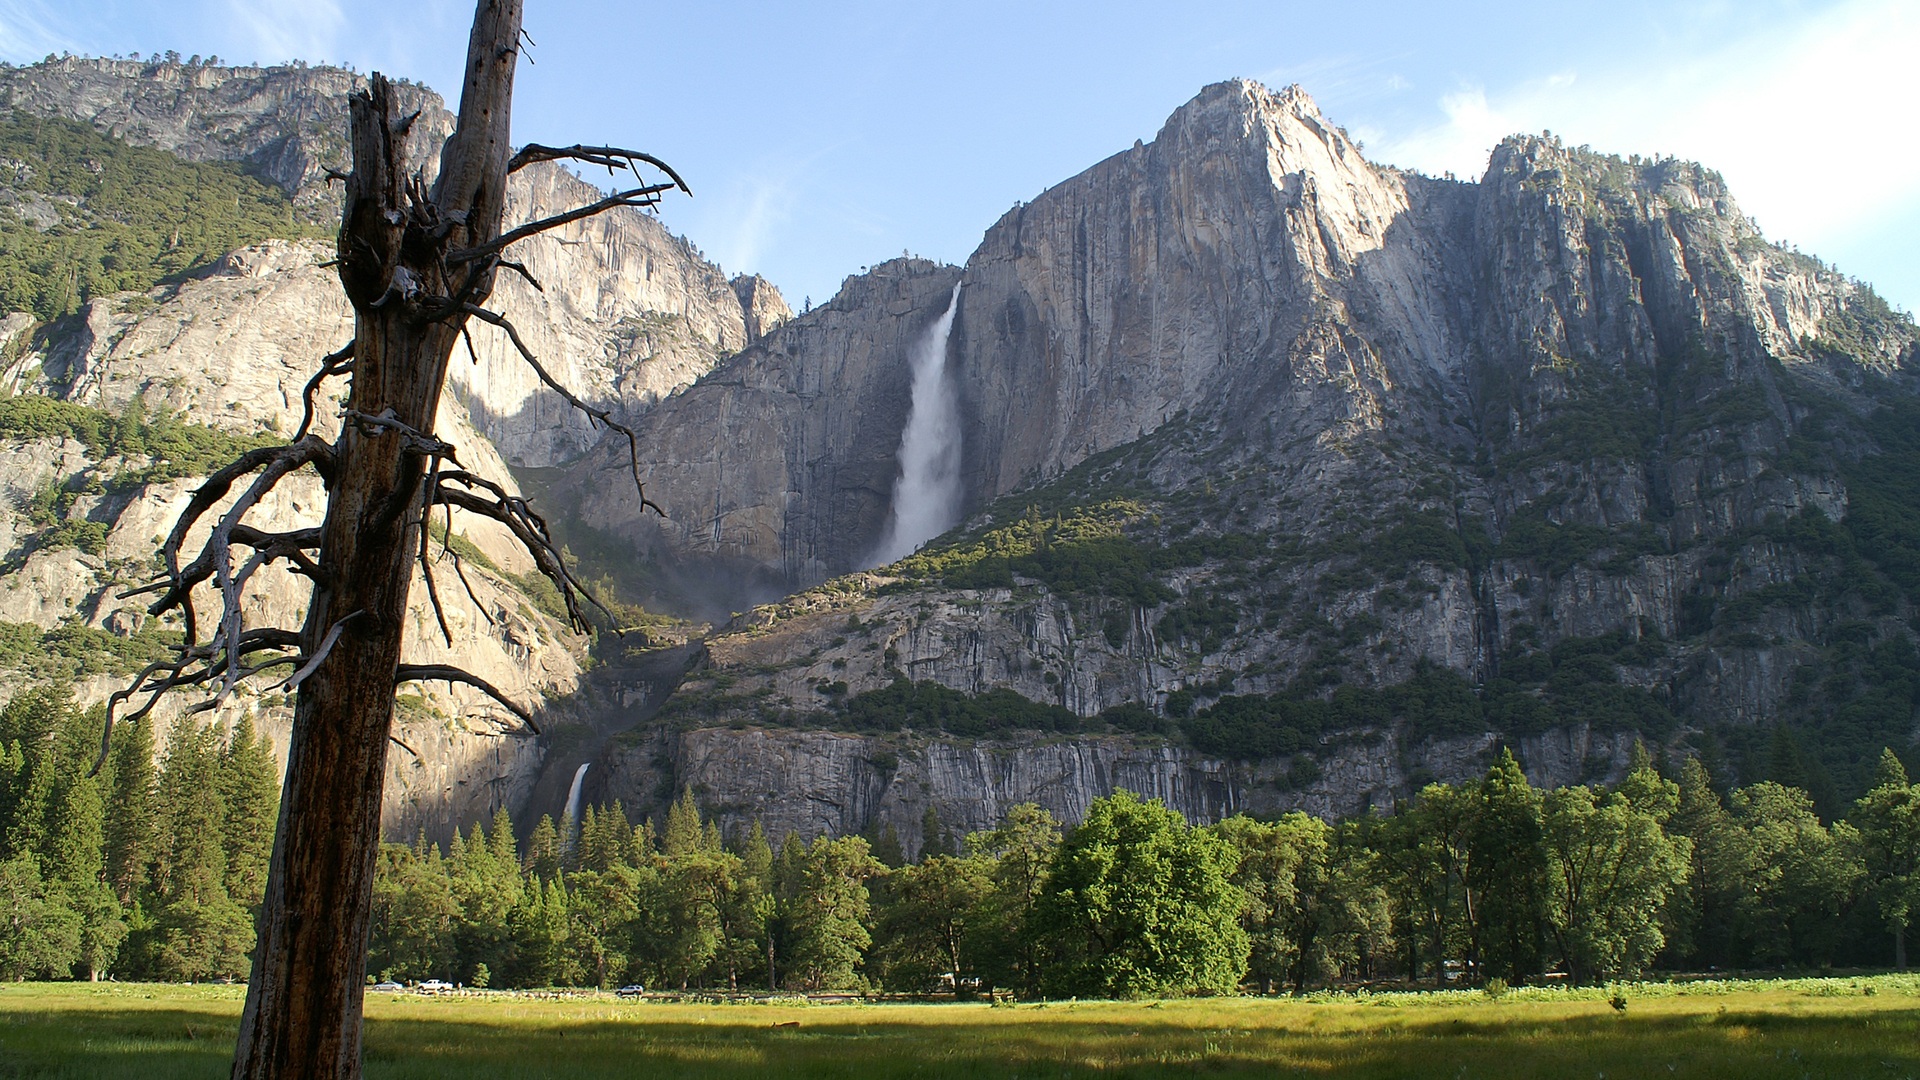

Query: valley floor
[3,977,1918,1078]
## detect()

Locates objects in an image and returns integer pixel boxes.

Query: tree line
[0,687,278,981]
[5,682,1918,994]
[359,745,1918,997]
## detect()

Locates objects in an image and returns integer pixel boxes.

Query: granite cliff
[2,61,1916,850]
[555,80,1916,843]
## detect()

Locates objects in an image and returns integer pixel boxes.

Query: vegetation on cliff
[0,115,327,320]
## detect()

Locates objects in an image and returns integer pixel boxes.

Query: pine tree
[1851,748,1920,969]
[219,714,280,912]
[527,815,562,882]
[661,788,703,858]
[102,716,158,906]
[146,719,251,980]
[1467,750,1548,982]
[449,817,520,984]
[717,822,773,990]
[781,834,886,991]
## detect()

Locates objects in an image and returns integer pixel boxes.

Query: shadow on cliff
[514,640,706,845]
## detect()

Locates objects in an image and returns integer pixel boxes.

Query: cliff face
[3,59,1917,846]
[0,56,788,467]
[596,722,1638,860]
[564,79,1916,838]
[0,235,585,841]
[0,56,451,210]
[562,259,964,609]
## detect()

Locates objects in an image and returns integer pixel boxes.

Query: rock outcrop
[0,56,790,467]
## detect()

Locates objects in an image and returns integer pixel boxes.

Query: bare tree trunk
[231,3,521,1076]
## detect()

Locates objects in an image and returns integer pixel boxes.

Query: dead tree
[96,2,675,1075]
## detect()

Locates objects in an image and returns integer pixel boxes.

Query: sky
[3,0,1915,314]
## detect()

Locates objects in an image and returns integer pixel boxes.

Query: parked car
[416,979,454,993]
[615,984,646,998]
[370,981,404,992]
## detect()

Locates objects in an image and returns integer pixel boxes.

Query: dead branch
[280,611,365,693]
[431,478,610,632]
[294,341,356,441]
[93,626,302,773]
[417,454,455,648]
[505,143,691,196]
[148,436,334,641]
[459,303,662,517]
[394,663,538,733]
[446,182,678,266]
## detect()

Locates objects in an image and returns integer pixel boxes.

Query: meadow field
[4,977,1919,1079]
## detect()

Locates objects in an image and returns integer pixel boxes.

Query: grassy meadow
[4,977,1920,1079]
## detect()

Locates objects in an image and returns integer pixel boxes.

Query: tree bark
[231,3,522,1077]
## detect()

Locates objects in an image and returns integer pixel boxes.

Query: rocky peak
[731,274,793,343]
[0,56,451,207]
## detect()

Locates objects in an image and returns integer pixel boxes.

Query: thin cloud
[222,0,344,65]
[1368,0,1920,253]
[0,0,82,62]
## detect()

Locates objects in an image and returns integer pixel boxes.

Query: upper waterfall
[871,282,965,565]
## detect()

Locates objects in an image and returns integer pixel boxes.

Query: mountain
[1,61,1914,853]
[0,56,784,840]
[556,80,1916,844]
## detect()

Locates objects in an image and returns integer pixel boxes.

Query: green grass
[5,978,1920,1078]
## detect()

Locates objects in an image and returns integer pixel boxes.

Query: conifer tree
[1467,750,1547,981]
[781,834,886,991]
[527,814,562,882]
[966,802,1060,994]
[220,714,280,912]
[717,822,774,990]
[102,716,157,906]
[147,719,251,980]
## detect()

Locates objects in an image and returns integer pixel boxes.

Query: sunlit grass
[4,977,1920,1078]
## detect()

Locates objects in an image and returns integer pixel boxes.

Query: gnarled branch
[394,663,538,734]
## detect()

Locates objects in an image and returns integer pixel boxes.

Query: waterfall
[562,762,589,836]
[871,281,964,566]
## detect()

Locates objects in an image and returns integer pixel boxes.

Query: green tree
[965,803,1060,995]
[1376,782,1476,985]
[1539,773,1690,983]
[1030,791,1248,998]
[143,719,252,981]
[0,854,81,979]
[1731,782,1866,967]
[1467,750,1547,982]
[781,834,886,991]
[368,840,456,983]
[509,876,577,988]
[567,864,644,989]
[526,815,563,882]
[219,714,280,913]
[1667,756,1760,968]
[102,716,158,906]
[1214,814,1304,993]
[447,815,522,985]
[873,851,991,991]
[716,823,775,991]
[1852,749,1920,969]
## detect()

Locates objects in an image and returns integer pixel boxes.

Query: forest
[4,684,1917,996]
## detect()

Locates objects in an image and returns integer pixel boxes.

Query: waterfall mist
[871,282,964,566]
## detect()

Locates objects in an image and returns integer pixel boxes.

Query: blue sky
[3,0,1915,314]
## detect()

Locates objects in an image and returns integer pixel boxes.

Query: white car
[416,980,454,993]
[370,981,404,992]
